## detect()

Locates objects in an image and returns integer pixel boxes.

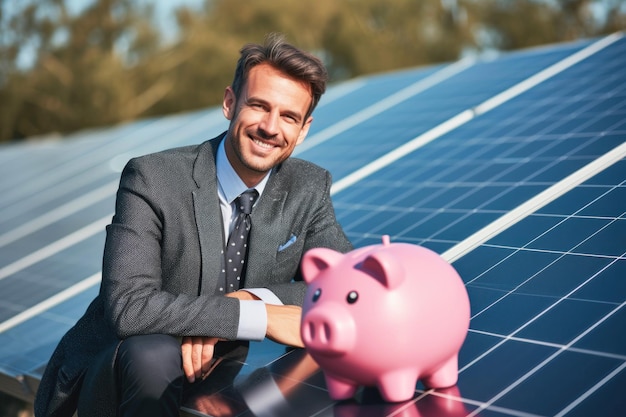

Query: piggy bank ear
[360,251,406,290]
[301,248,344,284]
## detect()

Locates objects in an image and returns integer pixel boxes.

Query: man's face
[222,63,313,187]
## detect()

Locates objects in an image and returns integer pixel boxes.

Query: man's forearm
[226,290,303,347]
[265,304,304,348]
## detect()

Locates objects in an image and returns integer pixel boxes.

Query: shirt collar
[216,138,270,204]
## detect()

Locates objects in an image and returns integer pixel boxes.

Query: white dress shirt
[216,139,284,341]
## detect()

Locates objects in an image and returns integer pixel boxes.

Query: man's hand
[181,336,220,383]
[266,304,304,348]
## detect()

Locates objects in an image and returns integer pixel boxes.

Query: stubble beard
[229,132,285,177]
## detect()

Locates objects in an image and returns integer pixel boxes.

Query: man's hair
[231,33,328,120]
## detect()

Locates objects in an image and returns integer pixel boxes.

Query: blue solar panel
[298,38,598,179]
[451,164,625,416]
[0,33,624,416]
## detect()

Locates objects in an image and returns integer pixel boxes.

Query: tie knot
[236,189,258,215]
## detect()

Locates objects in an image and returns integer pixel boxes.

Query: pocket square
[278,234,297,252]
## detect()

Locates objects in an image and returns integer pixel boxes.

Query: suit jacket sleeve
[101,150,241,341]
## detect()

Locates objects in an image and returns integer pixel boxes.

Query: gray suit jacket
[34,134,352,417]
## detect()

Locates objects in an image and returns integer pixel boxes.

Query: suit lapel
[246,167,288,287]
[193,135,227,295]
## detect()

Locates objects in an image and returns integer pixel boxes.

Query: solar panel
[0,32,624,416]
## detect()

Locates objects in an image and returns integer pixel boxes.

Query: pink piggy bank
[300,235,470,403]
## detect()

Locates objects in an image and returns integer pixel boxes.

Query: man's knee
[117,334,183,395]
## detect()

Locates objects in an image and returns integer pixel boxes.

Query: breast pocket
[273,233,305,279]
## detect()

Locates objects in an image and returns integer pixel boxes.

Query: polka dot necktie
[221,189,259,293]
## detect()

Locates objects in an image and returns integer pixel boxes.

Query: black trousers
[116,334,184,417]
[78,334,184,417]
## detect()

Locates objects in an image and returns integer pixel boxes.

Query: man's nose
[259,110,279,137]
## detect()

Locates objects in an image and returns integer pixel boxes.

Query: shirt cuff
[243,288,284,305]
[236,299,267,341]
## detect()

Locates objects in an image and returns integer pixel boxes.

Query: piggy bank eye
[346,291,358,304]
[312,288,322,302]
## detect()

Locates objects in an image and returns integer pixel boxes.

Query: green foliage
[0,0,623,142]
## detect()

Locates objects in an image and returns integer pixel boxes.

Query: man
[34,33,352,417]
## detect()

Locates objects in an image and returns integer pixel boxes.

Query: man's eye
[283,113,301,124]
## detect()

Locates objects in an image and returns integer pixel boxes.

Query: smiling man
[224,62,312,185]
[34,33,352,417]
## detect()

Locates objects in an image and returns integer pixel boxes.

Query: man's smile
[250,133,279,150]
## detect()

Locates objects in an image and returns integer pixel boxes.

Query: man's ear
[223,86,236,120]
[296,116,313,145]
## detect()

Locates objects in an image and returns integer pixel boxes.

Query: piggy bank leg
[376,370,418,402]
[324,374,358,400]
[423,355,459,388]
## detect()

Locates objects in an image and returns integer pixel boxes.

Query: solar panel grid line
[333,124,622,251]
[422,389,543,417]
[468,252,621,322]
[329,126,565,244]
[0,215,110,281]
[465,300,626,417]
[0,124,145,203]
[105,108,229,169]
[442,141,626,263]
[454,213,625,413]
[0,181,118,248]
[465,249,623,352]
[0,272,101,333]
[310,40,614,183]
[330,32,621,198]
[0,112,226,265]
[472,31,623,117]
[318,78,367,106]
[4,119,193,205]
[0,109,224,217]
[553,361,626,417]
[331,109,475,195]
[295,57,475,155]
[462,309,604,384]
[386,136,600,243]
[462,401,543,417]
[0,163,116,227]
[467,329,626,362]
[471,216,624,294]
[466,177,625,288]
[0,129,118,195]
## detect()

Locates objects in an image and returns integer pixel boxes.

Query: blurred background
[1,0,625,144]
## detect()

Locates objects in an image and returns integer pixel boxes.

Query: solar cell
[0,32,624,416]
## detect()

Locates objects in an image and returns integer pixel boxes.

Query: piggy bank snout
[302,304,356,356]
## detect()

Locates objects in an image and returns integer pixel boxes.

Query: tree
[0,0,624,142]
[0,0,159,141]
[465,0,625,51]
